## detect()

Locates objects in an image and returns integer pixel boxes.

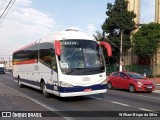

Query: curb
[153,90,160,93]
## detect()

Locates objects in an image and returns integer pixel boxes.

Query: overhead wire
[0,0,7,12]
[0,0,12,19]
[0,0,16,24]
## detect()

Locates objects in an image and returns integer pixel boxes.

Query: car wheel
[129,85,135,93]
[107,82,112,89]
[42,82,50,98]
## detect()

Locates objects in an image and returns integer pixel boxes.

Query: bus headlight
[100,80,107,85]
[60,81,74,87]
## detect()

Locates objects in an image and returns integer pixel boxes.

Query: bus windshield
[59,40,105,75]
[0,67,4,71]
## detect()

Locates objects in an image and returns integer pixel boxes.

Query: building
[123,0,140,66]
[124,0,160,76]
[127,0,140,25]
[153,0,160,76]
[155,0,160,23]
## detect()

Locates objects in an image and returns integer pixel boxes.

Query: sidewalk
[154,85,160,93]
[0,82,65,120]
[146,77,160,93]
[153,90,160,93]
[0,82,48,111]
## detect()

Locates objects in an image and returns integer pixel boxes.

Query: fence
[106,64,160,85]
[106,65,151,74]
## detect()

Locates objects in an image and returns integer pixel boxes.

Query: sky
[0,0,156,60]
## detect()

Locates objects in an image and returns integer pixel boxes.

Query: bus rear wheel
[42,82,50,98]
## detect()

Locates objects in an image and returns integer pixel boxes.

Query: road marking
[90,96,112,102]
[90,96,159,113]
[24,95,75,120]
[91,96,130,107]
[2,82,75,120]
[137,94,160,100]
[138,108,154,112]
[111,101,130,107]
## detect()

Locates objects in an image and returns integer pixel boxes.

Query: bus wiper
[67,68,82,75]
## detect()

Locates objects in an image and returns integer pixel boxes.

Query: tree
[93,31,104,41]
[133,23,160,59]
[93,31,110,62]
[102,0,136,55]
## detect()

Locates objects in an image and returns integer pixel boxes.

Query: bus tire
[18,77,23,88]
[42,82,50,98]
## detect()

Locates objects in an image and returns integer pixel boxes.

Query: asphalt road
[0,73,160,120]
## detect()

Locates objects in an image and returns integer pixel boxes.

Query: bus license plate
[84,89,92,92]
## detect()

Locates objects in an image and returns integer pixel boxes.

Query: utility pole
[119,31,123,71]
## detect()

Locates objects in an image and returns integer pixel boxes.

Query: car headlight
[137,81,143,85]
[59,81,74,87]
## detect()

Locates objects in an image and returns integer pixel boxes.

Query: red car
[107,72,155,92]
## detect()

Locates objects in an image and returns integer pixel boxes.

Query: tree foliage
[102,0,136,55]
[93,31,104,41]
[133,23,160,58]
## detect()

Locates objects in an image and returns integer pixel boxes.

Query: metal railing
[106,64,160,86]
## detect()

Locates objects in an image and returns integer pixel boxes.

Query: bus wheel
[42,82,50,98]
[18,77,23,88]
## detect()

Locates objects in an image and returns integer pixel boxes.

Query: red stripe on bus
[13,59,37,65]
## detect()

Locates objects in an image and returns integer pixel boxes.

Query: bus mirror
[99,42,112,57]
[54,40,61,56]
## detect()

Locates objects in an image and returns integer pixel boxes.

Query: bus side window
[50,50,57,71]
[39,42,57,71]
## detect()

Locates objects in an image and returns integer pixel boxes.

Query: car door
[119,72,130,89]
[110,72,120,88]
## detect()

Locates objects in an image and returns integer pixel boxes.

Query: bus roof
[0,64,4,67]
[40,29,95,43]
[13,29,96,53]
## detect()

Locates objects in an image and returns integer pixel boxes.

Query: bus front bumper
[58,84,107,97]
[59,89,107,97]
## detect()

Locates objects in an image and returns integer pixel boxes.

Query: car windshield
[126,73,145,79]
[59,39,105,75]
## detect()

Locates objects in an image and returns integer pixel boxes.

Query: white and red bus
[12,29,112,97]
